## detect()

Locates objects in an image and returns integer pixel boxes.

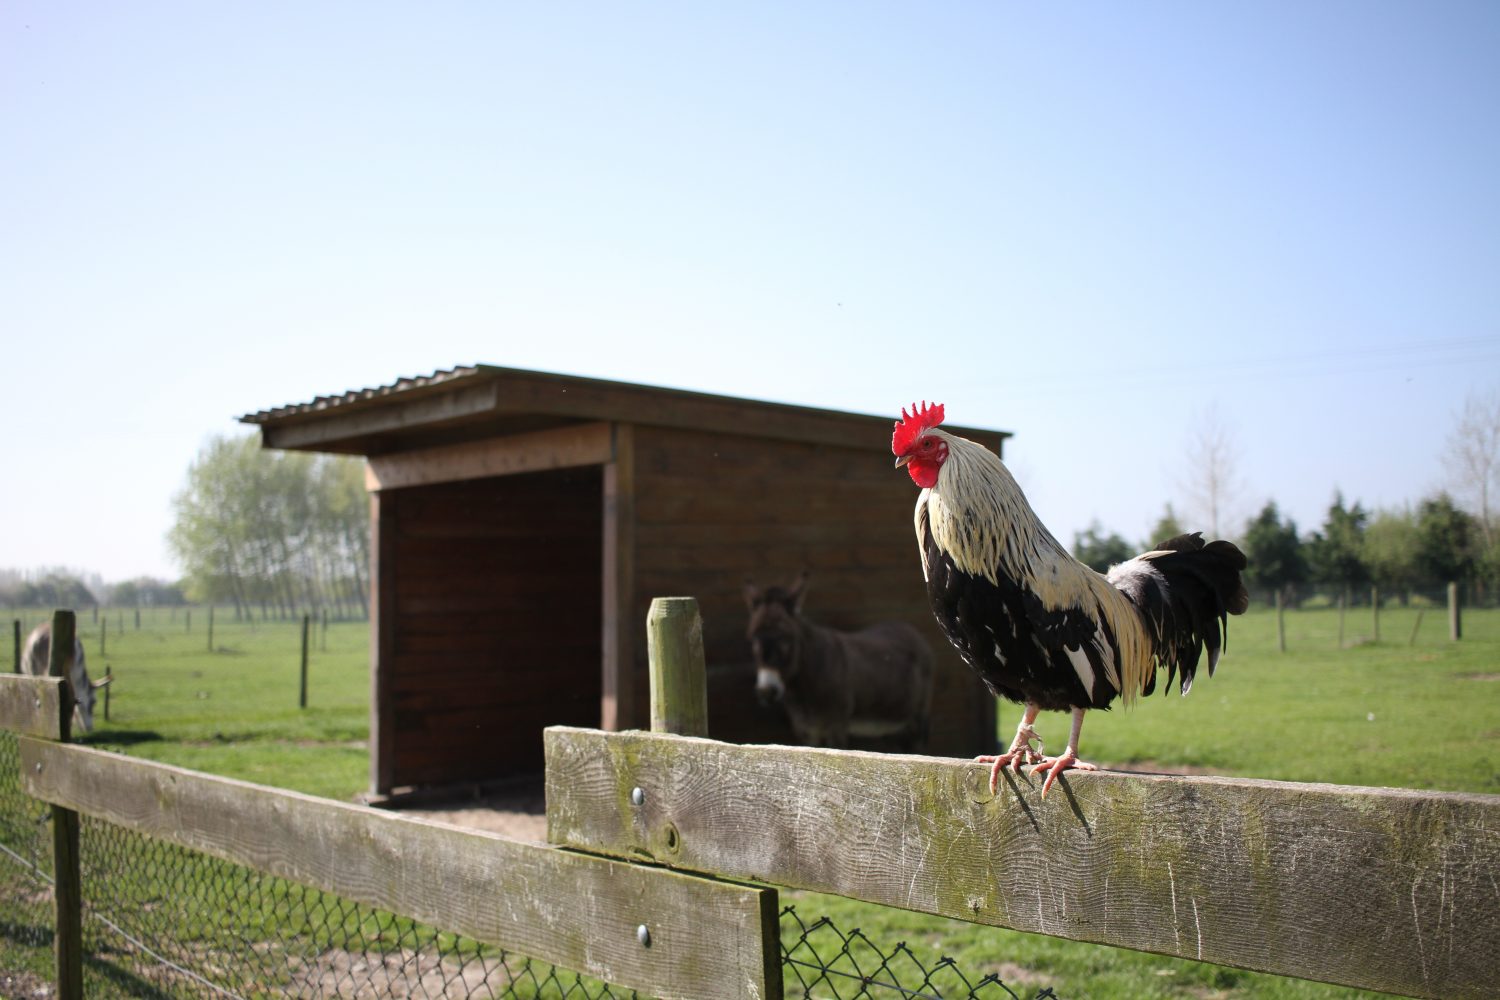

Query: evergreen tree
[1242,502,1308,602]
[1415,493,1477,589]
[1307,492,1369,595]
[1072,521,1133,572]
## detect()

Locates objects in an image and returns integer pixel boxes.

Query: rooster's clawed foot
[975,725,1045,795]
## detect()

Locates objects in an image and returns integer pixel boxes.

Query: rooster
[891,401,1249,797]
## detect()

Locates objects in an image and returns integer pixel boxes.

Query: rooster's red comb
[892,401,945,455]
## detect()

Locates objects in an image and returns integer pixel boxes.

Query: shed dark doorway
[383,465,604,790]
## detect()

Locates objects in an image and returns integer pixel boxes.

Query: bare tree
[1178,403,1245,539]
[1443,387,1500,551]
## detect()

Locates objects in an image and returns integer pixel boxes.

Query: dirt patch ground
[386,781,548,843]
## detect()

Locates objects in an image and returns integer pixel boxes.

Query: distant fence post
[1409,610,1425,647]
[646,597,708,738]
[1275,590,1286,653]
[299,614,310,709]
[104,664,112,721]
[1448,582,1462,641]
[99,617,106,658]
[45,609,83,1000]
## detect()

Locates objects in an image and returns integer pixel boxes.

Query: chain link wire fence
[0,732,1058,999]
[0,726,55,997]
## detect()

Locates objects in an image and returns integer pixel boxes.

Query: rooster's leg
[975,703,1044,795]
[1029,707,1098,798]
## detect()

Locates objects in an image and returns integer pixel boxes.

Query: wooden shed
[240,365,1010,798]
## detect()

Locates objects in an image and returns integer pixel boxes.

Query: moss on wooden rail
[544,725,1500,1000]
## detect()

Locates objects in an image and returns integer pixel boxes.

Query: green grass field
[7,603,1499,998]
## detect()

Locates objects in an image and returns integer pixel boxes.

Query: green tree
[1072,521,1134,572]
[1306,492,1369,595]
[14,571,95,608]
[1414,493,1477,589]
[1242,502,1308,602]
[1363,507,1420,601]
[168,434,369,618]
[109,578,187,608]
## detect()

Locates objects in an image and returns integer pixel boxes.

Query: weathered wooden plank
[366,422,612,490]
[0,675,69,740]
[544,727,1500,1000]
[20,738,779,1000]
[260,378,502,452]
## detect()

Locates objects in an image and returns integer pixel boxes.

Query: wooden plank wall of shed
[630,424,997,758]
[385,468,604,789]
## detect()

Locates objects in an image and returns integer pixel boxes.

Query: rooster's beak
[894,454,912,469]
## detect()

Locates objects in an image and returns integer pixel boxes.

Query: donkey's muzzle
[755,667,785,706]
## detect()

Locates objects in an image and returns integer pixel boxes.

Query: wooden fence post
[45,609,83,1000]
[646,598,708,738]
[104,665,111,722]
[300,614,310,709]
[1448,581,1462,641]
[99,617,106,658]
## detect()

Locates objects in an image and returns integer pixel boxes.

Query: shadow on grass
[78,730,164,749]
[86,949,180,1000]
[2,886,210,999]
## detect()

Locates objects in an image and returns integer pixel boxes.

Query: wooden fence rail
[16,736,777,999]
[544,725,1500,999]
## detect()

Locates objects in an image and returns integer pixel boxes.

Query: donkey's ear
[742,579,760,610]
[788,570,810,612]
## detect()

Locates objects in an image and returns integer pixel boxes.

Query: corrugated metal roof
[238,365,486,424]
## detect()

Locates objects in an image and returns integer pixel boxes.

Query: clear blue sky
[3,2,1497,584]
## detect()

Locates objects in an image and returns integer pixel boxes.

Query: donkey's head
[744,571,810,706]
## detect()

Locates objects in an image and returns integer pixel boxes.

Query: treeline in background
[1073,491,1497,610]
[1070,389,1500,609]
[1,436,370,622]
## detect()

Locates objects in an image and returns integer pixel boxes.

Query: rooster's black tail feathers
[1112,532,1249,697]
